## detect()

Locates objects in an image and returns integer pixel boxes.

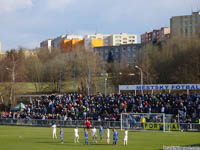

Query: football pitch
[0,126,200,150]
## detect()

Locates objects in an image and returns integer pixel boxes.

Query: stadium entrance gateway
[119,84,200,94]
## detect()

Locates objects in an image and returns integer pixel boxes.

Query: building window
[132,53,136,57]
[190,26,193,33]
[195,16,198,23]
[185,28,188,33]
[115,54,119,59]
[105,55,108,60]
[115,40,121,42]
[129,36,135,39]
[132,47,136,51]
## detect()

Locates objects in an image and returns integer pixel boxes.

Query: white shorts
[124,136,128,141]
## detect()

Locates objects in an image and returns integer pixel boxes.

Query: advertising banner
[119,84,200,91]
[143,122,179,130]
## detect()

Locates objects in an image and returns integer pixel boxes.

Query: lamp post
[73,64,76,94]
[59,68,62,94]
[6,66,16,106]
[102,64,105,95]
[105,73,108,96]
[88,65,91,96]
[6,54,17,106]
[135,65,143,95]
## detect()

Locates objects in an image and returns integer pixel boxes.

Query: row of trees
[0,47,105,93]
[137,37,200,84]
[0,37,199,105]
[104,37,200,91]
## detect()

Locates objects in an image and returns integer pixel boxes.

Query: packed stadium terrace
[0,93,200,123]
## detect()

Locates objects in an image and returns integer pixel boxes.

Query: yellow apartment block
[59,40,70,51]
[59,40,85,52]
[91,39,103,48]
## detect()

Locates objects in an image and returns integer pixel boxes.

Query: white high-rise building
[106,33,137,46]
[64,35,83,40]
[85,33,110,39]
[84,33,110,49]
[85,33,137,48]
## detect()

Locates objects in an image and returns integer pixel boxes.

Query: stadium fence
[0,118,200,131]
[0,118,121,128]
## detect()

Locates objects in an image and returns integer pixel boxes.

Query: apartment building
[170,11,200,38]
[41,33,137,52]
[52,34,83,49]
[106,33,137,46]
[85,33,110,40]
[23,50,37,57]
[84,33,109,49]
[94,44,141,64]
[40,39,52,52]
[59,39,85,52]
[40,34,84,52]
[59,35,83,52]
[85,33,137,49]
[141,27,170,44]
[51,35,67,49]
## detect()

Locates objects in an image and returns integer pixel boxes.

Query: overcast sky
[0,0,200,51]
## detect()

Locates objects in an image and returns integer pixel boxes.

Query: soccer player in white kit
[74,127,79,143]
[51,123,57,139]
[91,127,97,143]
[124,129,128,146]
[106,128,110,144]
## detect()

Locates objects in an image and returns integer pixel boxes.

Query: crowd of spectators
[0,93,200,123]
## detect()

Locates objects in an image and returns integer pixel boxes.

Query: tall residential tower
[170,11,200,38]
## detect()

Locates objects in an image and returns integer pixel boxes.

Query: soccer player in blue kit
[113,128,118,146]
[99,125,103,142]
[60,128,64,144]
[84,128,89,145]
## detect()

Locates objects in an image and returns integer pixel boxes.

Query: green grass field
[0,126,200,150]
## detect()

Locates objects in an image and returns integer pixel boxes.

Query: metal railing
[0,118,200,132]
[121,121,200,132]
[0,118,121,128]
[178,123,200,131]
